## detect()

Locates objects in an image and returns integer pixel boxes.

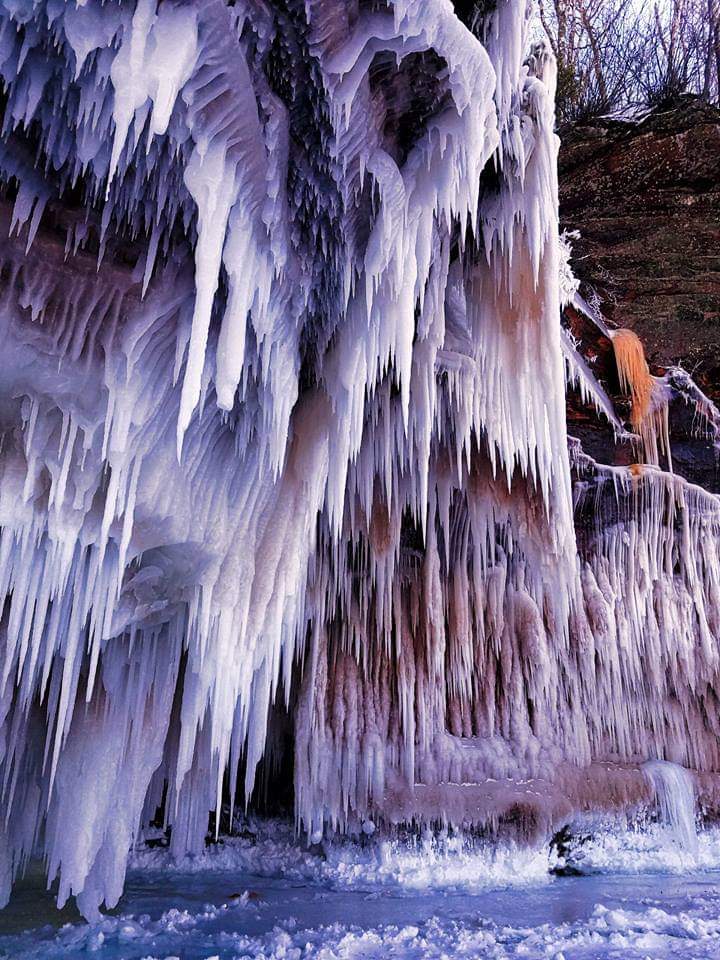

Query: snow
[130,817,555,894]
[8,901,720,960]
[561,819,720,876]
[5,820,720,958]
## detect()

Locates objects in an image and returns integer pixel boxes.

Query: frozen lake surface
[2,820,720,959]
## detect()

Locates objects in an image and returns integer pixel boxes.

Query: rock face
[559,96,720,401]
[559,96,720,495]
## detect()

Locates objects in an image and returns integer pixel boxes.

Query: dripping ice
[0,0,718,922]
[643,760,699,859]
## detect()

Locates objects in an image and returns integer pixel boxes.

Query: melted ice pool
[3,826,720,959]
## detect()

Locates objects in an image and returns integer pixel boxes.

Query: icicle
[610,328,672,468]
[0,0,718,925]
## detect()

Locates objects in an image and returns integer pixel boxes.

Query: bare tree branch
[536,0,719,122]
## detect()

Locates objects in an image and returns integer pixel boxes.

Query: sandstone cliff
[560,95,720,397]
[559,96,720,492]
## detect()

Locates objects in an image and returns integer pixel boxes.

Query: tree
[537,0,720,123]
[635,0,712,106]
[538,0,641,122]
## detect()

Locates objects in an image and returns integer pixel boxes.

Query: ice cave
[0,0,719,939]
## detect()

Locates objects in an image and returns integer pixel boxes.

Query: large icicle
[0,0,718,922]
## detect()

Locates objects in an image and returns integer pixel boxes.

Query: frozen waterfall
[643,760,699,858]
[0,0,719,921]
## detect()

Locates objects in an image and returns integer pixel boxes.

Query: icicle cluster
[0,0,718,920]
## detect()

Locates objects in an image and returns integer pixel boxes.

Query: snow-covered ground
[3,818,720,959]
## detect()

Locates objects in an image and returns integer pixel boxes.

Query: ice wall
[0,0,718,919]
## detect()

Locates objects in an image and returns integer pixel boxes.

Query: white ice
[0,0,719,924]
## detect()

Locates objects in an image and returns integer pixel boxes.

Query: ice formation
[0,0,718,921]
[642,759,698,857]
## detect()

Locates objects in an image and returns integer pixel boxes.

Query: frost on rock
[0,0,718,920]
